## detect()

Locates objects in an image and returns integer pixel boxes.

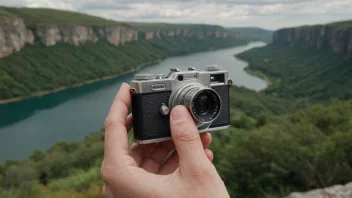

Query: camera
[130,65,232,144]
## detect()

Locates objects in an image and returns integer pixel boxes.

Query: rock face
[0,16,239,59]
[0,16,34,58]
[36,26,98,46]
[273,24,352,59]
[143,29,234,40]
[97,26,138,46]
[285,183,352,198]
[35,25,138,47]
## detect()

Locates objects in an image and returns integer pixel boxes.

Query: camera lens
[172,83,221,124]
[190,89,221,123]
[194,93,212,116]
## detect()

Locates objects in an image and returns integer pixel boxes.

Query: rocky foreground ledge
[285,182,352,198]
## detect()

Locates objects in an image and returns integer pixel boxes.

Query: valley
[0,5,352,198]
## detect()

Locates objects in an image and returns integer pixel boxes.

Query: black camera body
[130,66,231,144]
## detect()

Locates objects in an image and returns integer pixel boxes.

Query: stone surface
[36,25,98,46]
[0,16,238,59]
[144,29,232,41]
[0,16,33,59]
[273,25,352,59]
[285,183,352,198]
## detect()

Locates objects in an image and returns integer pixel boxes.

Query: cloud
[25,0,75,11]
[1,0,351,30]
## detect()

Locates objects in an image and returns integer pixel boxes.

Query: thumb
[170,106,210,172]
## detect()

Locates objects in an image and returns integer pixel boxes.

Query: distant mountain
[227,27,274,43]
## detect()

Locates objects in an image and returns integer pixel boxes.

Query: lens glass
[194,93,212,116]
[191,89,221,123]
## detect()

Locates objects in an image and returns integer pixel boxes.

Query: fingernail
[172,106,188,121]
[121,82,129,88]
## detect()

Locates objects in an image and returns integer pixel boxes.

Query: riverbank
[235,55,272,88]
[0,40,251,105]
[0,60,161,105]
[0,41,267,163]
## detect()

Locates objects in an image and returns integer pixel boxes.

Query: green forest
[237,45,352,101]
[0,37,247,101]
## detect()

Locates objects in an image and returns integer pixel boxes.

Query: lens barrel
[172,84,221,124]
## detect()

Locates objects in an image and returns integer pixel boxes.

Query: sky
[1,0,352,30]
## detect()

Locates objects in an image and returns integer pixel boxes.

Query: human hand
[101,83,229,198]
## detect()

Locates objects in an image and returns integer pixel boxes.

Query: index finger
[104,83,131,162]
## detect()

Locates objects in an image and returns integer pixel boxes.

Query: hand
[101,83,229,198]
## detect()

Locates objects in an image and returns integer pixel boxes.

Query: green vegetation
[215,99,352,197]
[0,7,16,17]
[227,27,273,43]
[0,37,247,101]
[328,20,352,29]
[1,84,351,197]
[0,6,122,26]
[237,44,352,101]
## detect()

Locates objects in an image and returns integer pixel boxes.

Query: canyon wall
[0,16,240,59]
[0,16,138,59]
[273,24,352,59]
[0,16,34,59]
[143,29,234,40]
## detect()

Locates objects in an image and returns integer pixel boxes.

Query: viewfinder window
[210,74,225,84]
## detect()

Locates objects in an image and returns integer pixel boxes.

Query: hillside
[237,44,352,101]
[272,20,352,60]
[238,19,352,102]
[0,6,122,25]
[227,27,273,43]
[128,22,224,32]
[0,7,244,103]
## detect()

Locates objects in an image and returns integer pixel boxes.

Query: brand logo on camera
[151,84,166,91]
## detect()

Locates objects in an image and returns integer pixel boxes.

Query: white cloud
[1,0,352,30]
[25,0,75,11]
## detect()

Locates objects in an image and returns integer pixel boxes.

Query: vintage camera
[130,65,232,144]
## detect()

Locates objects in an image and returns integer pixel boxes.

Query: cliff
[0,16,139,57]
[142,29,232,40]
[0,16,34,58]
[273,21,352,59]
[0,15,236,59]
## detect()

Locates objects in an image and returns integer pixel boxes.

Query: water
[0,41,267,162]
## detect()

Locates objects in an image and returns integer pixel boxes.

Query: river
[0,41,267,162]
